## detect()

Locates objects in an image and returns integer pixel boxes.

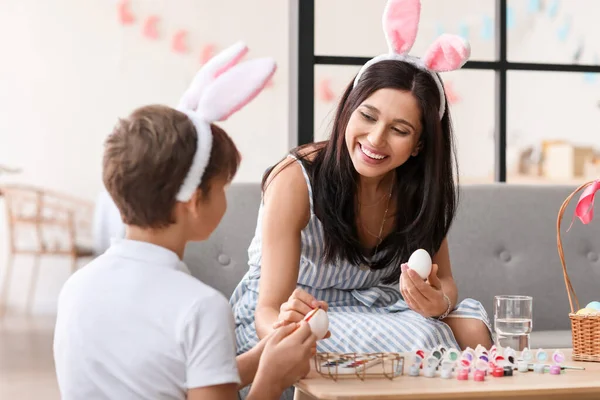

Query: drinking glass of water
[494,295,532,351]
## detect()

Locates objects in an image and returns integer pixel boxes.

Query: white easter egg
[304,308,329,340]
[407,249,432,280]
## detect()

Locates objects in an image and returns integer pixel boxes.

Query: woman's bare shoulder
[263,144,322,191]
[262,144,324,225]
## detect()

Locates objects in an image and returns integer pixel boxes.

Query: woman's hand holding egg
[400,249,448,318]
[406,248,432,279]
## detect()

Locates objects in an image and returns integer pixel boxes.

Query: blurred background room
[1,0,600,398]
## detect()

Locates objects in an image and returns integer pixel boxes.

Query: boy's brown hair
[103,104,240,229]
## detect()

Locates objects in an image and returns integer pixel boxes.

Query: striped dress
[230,156,491,396]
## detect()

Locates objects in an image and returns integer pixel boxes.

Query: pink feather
[383,0,421,55]
[423,34,471,72]
[575,180,600,225]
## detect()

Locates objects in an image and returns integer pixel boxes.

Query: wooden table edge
[294,349,600,400]
[293,384,600,400]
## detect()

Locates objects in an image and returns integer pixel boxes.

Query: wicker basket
[557,180,600,362]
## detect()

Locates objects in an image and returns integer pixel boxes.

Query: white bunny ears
[175,41,276,201]
[353,0,471,119]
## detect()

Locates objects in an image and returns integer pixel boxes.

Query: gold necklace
[358,190,388,208]
[358,184,392,272]
[359,176,394,252]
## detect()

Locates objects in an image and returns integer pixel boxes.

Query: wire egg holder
[314,352,405,381]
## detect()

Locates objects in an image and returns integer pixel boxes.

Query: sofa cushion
[184,183,262,298]
[449,184,600,332]
[531,330,573,349]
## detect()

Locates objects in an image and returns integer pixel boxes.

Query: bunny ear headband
[353,0,471,119]
[175,41,276,201]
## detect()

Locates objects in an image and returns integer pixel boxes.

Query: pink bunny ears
[353,0,471,119]
[175,41,276,202]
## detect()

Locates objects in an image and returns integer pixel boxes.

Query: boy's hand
[251,332,270,354]
[272,288,331,339]
[254,321,317,394]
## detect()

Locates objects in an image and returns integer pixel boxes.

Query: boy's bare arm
[186,383,238,400]
[185,351,280,400]
[191,323,315,400]
[246,376,284,400]
[235,338,266,389]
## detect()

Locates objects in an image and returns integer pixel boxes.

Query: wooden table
[294,349,600,400]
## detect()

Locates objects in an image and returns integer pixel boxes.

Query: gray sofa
[184,183,600,349]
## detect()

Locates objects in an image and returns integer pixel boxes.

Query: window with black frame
[298,0,600,184]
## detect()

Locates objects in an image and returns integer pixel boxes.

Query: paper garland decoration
[116,0,589,95]
[462,1,563,40]
[584,73,596,84]
[114,2,275,90]
[527,0,542,14]
[143,15,159,40]
[117,0,135,25]
[199,43,215,64]
[547,0,560,18]
[171,29,189,53]
[456,0,566,40]
[506,6,516,30]
[481,15,493,41]
[556,18,570,41]
[573,41,584,63]
[317,78,335,103]
[444,81,461,105]
[435,23,445,37]
[584,55,598,84]
[459,23,469,40]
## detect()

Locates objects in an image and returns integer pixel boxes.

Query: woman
[231,0,492,364]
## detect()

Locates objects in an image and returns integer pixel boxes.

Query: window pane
[507,0,600,64]
[315,0,496,61]
[314,65,495,183]
[449,70,496,183]
[314,65,360,141]
[507,71,599,184]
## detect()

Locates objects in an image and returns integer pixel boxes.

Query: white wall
[0,0,292,193]
[0,0,293,314]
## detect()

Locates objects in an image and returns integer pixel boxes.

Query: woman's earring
[412,143,422,157]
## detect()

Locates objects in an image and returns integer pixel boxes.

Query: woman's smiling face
[345,87,423,178]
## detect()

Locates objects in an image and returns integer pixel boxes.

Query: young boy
[53,45,317,400]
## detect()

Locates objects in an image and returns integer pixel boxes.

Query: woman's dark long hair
[263,60,458,284]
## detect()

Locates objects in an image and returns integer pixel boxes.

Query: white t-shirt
[53,239,240,400]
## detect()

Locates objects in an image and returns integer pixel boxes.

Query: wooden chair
[0,184,95,315]
[0,164,21,175]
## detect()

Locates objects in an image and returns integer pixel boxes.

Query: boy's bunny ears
[353,0,471,119]
[175,41,276,201]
